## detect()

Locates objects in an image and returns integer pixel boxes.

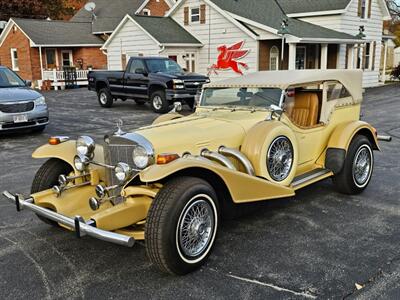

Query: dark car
[88,57,210,113]
[0,66,49,132]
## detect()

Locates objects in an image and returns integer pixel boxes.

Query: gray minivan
[0,66,48,132]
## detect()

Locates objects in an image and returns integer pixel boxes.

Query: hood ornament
[114,119,125,136]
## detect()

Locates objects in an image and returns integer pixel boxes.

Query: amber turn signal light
[48,136,70,145]
[157,153,180,165]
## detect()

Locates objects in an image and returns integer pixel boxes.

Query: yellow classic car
[3,70,391,275]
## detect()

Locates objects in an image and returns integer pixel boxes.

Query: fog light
[89,197,101,211]
[114,162,132,182]
[74,155,89,172]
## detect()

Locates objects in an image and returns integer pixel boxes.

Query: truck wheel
[145,177,219,275]
[150,91,169,113]
[333,135,374,195]
[31,158,73,226]
[98,88,113,108]
[134,99,146,105]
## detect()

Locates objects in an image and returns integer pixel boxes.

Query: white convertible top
[206,70,363,101]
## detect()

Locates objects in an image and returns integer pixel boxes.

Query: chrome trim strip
[291,169,331,187]
[2,191,135,247]
[200,149,236,171]
[218,146,255,176]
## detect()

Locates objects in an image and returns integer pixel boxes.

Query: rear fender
[138,158,295,203]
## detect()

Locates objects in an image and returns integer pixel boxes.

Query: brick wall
[141,0,170,16]
[73,47,107,70]
[0,25,39,81]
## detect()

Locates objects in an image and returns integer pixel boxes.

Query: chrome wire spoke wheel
[177,195,216,260]
[352,145,373,188]
[267,136,293,181]
[153,96,163,110]
[99,92,108,105]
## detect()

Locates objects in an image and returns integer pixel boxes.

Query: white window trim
[10,48,19,71]
[61,50,73,67]
[269,46,279,71]
[190,6,200,23]
[142,8,151,16]
[295,46,307,70]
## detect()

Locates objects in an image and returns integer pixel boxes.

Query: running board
[291,168,332,189]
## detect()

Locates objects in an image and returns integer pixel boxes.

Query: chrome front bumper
[2,191,134,247]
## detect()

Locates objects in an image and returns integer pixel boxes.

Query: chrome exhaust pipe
[377,135,392,142]
[200,149,236,171]
[218,146,255,176]
[2,191,134,247]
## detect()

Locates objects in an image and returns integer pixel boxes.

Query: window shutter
[358,0,362,17]
[184,7,189,25]
[371,41,376,70]
[368,0,372,18]
[200,4,206,24]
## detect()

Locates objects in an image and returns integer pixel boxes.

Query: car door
[123,59,149,99]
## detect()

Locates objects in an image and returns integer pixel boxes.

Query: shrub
[391,63,400,79]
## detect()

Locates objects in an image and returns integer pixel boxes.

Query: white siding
[299,0,385,87]
[106,19,161,70]
[172,0,258,81]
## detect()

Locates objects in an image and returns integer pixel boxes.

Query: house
[102,0,391,87]
[0,0,174,88]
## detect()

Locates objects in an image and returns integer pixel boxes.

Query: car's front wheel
[31,158,73,225]
[333,135,374,195]
[98,88,113,108]
[150,91,169,113]
[145,177,219,275]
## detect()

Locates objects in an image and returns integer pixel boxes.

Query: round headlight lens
[74,155,88,172]
[133,146,149,169]
[114,162,132,182]
[76,136,95,156]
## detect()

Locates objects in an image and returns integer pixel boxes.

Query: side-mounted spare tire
[241,121,298,186]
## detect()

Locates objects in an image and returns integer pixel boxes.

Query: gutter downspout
[39,46,44,89]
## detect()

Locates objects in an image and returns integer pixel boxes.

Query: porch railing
[42,69,105,89]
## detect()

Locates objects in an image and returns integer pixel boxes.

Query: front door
[61,50,73,67]
[124,58,149,98]
[45,49,57,69]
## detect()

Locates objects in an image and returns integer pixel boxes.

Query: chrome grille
[0,101,34,113]
[184,80,207,90]
[104,142,137,198]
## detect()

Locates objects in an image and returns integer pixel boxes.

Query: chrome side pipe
[218,146,256,176]
[200,149,236,171]
[377,135,392,142]
[2,191,134,247]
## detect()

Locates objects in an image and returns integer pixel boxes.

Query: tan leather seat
[289,92,319,127]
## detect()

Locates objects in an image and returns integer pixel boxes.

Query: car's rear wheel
[98,88,113,108]
[333,135,374,195]
[145,177,219,275]
[150,91,169,113]
[31,158,73,226]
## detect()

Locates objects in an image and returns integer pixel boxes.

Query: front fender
[32,140,105,172]
[139,158,295,203]
[327,121,380,151]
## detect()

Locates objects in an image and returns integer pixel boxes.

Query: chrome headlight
[173,79,185,89]
[76,136,95,157]
[74,155,88,172]
[114,162,132,182]
[34,96,46,106]
[133,145,150,169]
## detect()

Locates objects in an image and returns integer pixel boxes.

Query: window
[361,0,367,18]
[295,46,306,70]
[0,68,25,87]
[326,82,351,101]
[45,49,56,69]
[184,53,196,72]
[358,0,371,18]
[10,48,19,71]
[191,7,200,23]
[61,50,73,67]
[142,9,151,16]
[129,59,146,73]
[364,42,371,70]
[269,46,279,70]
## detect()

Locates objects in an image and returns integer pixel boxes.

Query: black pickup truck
[88,57,210,113]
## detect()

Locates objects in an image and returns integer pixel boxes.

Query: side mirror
[268,104,284,120]
[25,80,32,87]
[135,68,148,76]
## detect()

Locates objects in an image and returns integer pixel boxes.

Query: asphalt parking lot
[0,85,399,299]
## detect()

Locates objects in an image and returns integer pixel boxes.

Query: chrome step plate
[292,168,331,188]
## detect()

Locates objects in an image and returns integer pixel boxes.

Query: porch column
[348,45,355,69]
[321,44,328,70]
[382,40,388,83]
[288,43,296,70]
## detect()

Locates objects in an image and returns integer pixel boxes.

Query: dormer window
[143,9,151,16]
[358,0,371,19]
[191,7,200,23]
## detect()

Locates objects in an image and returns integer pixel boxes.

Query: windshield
[146,59,182,74]
[201,87,282,108]
[0,68,26,88]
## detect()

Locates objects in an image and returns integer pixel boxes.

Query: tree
[0,0,85,21]
[386,1,400,46]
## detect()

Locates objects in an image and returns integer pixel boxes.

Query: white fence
[42,69,103,90]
